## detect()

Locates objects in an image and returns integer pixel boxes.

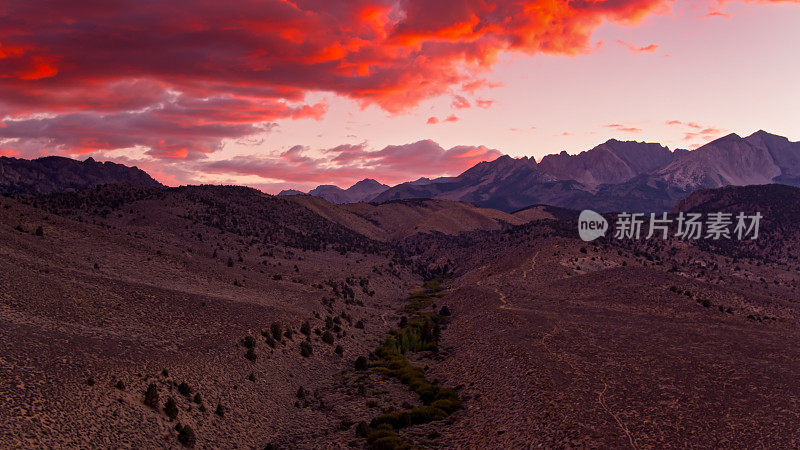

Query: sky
[1,0,799,192]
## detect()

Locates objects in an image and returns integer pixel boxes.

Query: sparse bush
[176,424,196,447]
[245,347,257,361]
[164,396,179,419]
[248,372,256,382]
[86,377,95,386]
[300,340,313,357]
[322,331,335,345]
[355,320,365,329]
[271,322,282,341]
[241,335,256,349]
[178,382,191,397]
[438,306,451,316]
[193,393,202,404]
[355,421,371,438]
[296,386,306,399]
[144,383,159,409]
[334,345,344,355]
[354,356,369,371]
[114,380,125,390]
[35,226,43,236]
[300,320,311,336]
[366,424,407,449]
[215,403,225,417]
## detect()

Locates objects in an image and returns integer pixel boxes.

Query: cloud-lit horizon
[1,0,799,192]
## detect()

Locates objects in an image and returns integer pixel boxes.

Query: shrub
[355,320,365,329]
[322,331,335,345]
[248,373,256,382]
[164,396,179,419]
[300,321,311,336]
[300,340,313,357]
[193,393,202,404]
[35,226,43,236]
[284,328,294,340]
[245,347,257,361]
[177,424,196,447]
[334,345,344,355]
[144,383,159,409]
[296,386,306,399]
[270,322,282,341]
[354,356,369,371]
[438,306,451,316]
[366,424,407,449]
[355,421,371,438]
[215,403,225,417]
[241,335,256,349]
[86,377,95,386]
[114,380,125,390]
[178,382,191,397]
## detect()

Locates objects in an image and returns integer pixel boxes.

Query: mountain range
[0,155,162,194]
[282,130,800,212]
[3,131,798,214]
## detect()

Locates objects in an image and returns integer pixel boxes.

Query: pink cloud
[200,140,502,189]
[617,40,659,54]
[452,95,471,109]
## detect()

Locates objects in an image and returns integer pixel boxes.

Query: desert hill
[286,195,527,241]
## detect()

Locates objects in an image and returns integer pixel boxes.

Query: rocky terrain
[1,162,799,448]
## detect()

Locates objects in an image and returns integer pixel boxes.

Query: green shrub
[366,424,408,449]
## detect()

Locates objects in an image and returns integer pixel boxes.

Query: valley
[1,182,799,448]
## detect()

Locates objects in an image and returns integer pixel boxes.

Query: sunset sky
[1,0,799,192]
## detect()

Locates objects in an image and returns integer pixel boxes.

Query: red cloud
[475,99,494,109]
[201,140,502,187]
[0,0,783,161]
[427,117,440,125]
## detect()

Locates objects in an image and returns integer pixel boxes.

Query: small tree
[177,382,191,397]
[300,340,313,357]
[144,383,159,409]
[177,424,196,447]
[164,396,179,419]
[270,322,282,341]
